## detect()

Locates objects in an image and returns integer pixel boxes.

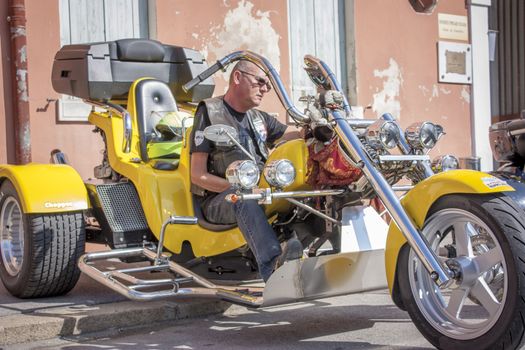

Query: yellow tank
[261,139,312,215]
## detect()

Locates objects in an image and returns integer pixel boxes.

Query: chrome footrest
[78,246,264,306]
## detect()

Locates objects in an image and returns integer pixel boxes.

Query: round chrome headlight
[432,155,459,172]
[406,122,443,149]
[366,120,400,149]
[263,159,296,188]
[225,160,260,189]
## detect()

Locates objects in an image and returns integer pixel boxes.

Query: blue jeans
[202,188,281,281]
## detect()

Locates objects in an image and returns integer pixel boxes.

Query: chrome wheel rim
[409,208,507,340]
[0,197,24,276]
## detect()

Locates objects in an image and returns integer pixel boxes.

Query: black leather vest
[192,97,269,196]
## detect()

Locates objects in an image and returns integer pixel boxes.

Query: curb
[0,299,230,346]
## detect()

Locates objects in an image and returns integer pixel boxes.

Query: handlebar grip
[182,61,223,92]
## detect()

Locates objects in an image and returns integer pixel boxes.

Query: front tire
[398,194,525,349]
[0,180,85,298]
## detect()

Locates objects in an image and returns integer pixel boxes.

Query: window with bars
[288,0,351,120]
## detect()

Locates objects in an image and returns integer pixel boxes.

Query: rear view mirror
[203,124,255,162]
[203,124,238,145]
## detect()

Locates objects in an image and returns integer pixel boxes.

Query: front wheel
[398,194,525,350]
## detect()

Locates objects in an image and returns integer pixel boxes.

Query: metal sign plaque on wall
[438,14,469,42]
[438,41,472,84]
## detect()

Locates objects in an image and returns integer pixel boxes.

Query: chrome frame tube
[156,215,198,263]
[419,161,435,178]
[78,247,264,305]
[236,189,345,202]
[379,155,430,162]
[347,119,376,128]
[392,185,414,192]
[286,197,340,225]
[82,247,144,261]
[331,110,452,286]
[121,110,132,153]
[380,113,433,178]
[155,218,171,263]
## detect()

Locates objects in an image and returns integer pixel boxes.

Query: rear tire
[398,194,525,350]
[0,180,85,298]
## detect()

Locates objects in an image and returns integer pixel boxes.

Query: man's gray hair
[229,60,262,82]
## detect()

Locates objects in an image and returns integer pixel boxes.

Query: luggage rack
[78,215,264,307]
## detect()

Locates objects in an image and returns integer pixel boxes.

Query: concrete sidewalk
[0,244,230,346]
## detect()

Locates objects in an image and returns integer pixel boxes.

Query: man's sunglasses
[238,70,272,91]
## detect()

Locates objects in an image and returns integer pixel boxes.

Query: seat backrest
[134,79,178,162]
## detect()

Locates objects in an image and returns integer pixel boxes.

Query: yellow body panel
[88,79,246,257]
[132,160,247,256]
[0,164,88,213]
[385,170,515,293]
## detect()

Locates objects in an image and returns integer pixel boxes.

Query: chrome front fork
[332,110,454,286]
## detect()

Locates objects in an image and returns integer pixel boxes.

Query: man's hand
[191,152,231,193]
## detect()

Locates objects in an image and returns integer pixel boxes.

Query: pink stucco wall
[354,1,471,159]
[0,0,472,178]
[8,0,290,179]
[155,0,291,120]
[24,1,104,178]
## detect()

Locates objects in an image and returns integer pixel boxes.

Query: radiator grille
[96,182,149,233]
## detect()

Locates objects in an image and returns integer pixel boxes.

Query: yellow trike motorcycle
[0,39,524,349]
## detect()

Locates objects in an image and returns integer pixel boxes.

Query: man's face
[234,63,271,109]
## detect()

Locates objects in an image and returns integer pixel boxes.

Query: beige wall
[0,0,472,178]
[354,1,471,159]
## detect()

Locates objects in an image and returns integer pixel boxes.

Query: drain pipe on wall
[8,0,31,164]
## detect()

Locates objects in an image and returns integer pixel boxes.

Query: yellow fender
[385,170,515,293]
[0,164,89,213]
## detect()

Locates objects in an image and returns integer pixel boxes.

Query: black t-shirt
[190,100,288,164]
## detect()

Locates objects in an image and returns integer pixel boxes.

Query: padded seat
[152,160,179,171]
[192,195,237,232]
[134,79,179,162]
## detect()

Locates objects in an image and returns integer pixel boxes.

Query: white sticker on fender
[481,176,508,189]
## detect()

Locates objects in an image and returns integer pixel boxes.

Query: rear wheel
[398,194,525,349]
[0,180,85,298]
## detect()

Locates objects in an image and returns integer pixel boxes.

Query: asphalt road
[9,289,434,350]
